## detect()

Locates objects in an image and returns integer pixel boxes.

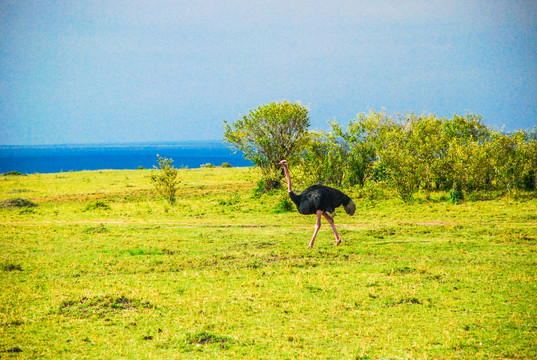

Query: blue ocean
[0,141,252,174]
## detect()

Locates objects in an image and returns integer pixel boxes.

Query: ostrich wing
[296,189,322,215]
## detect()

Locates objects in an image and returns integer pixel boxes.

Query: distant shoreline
[0,141,252,174]
[0,139,227,149]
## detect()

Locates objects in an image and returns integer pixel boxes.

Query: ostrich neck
[283,164,293,193]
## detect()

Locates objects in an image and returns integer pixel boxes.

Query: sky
[1,0,536,145]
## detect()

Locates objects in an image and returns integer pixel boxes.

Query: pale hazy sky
[1,0,536,145]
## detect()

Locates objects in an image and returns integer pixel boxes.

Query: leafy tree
[223,101,310,190]
[151,155,180,204]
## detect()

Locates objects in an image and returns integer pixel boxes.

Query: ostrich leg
[308,210,323,248]
[323,212,342,245]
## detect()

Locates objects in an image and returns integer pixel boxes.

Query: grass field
[1,167,536,359]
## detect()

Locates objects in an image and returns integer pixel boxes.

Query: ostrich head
[279,160,287,166]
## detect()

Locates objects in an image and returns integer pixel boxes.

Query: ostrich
[279,160,356,248]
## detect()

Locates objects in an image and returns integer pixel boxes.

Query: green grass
[1,167,536,359]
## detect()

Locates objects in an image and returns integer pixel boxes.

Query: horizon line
[0,139,228,148]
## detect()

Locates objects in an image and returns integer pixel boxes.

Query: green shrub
[83,223,108,233]
[358,180,387,201]
[331,115,376,187]
[0,198,38,208]
[1,262,23,271]
[151,155,181,204]
[219,193,241,206]
[490,130,533,196]
[84,201,111,211]
[185,331,235,345]
[296,131,347,187]
[273,197,294,213]
[449,181,464,203]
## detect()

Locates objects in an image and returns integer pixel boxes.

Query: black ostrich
[279,160,356,247]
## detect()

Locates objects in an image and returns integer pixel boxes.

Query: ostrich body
[279,160,356,247]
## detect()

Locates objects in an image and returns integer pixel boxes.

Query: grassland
[1,167,536,359]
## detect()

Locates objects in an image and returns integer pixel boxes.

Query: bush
[446,139,493,195]
[184,331,235,345]
[296,117,379,189]
[0,198,37,208]
[331,115,376,187]
[296,131,348,187]
[84,201,111,211]
[449,182,464,203]
[151,155,181,204]
[367,115,422,202]
[357,180,387,201]
[273,197,294,213]
[1,262,23,271]
[224,103,536,199]
[441,115,494,195]
[490,130,533,196]
[525,131,537,191]
[329,112,536,201]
